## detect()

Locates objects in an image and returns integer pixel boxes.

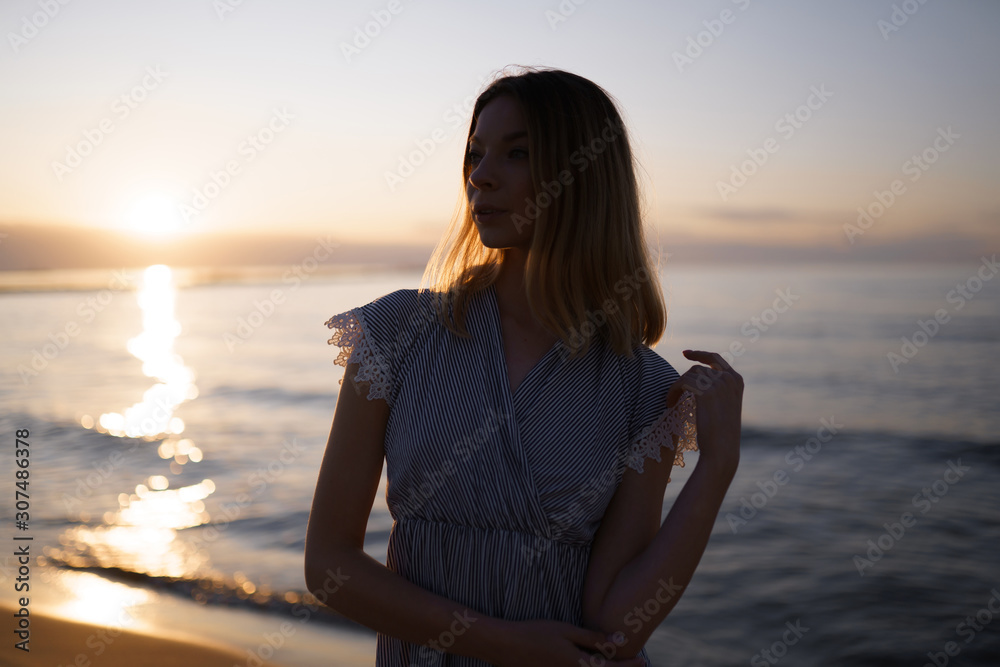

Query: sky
[0,0,998,264]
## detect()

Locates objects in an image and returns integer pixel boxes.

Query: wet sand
[1,600,282,667]
[0,566,377,667]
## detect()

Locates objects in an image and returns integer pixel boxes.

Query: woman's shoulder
[622,343,697,475]
[329,288,443,352]
[324,287,445,407]
[360,287,422,315]
[374,287,443,334]
[622,344,686,431]
[620,342,682,386]
[341,287,441,328]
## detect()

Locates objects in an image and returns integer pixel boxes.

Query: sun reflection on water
[96,265,197,438]
[47,570,153,629]
[59,265,216,580]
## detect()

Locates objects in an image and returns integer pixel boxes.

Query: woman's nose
[468,157,495,190]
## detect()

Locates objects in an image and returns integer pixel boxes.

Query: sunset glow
[0,2,995,263]
[124,193,185,238]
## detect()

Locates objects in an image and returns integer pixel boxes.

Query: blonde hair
[420,65,667,359]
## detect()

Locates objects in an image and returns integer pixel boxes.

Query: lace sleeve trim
[625,389,698,481]
[324,309,393,403]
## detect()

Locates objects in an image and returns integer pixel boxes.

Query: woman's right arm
[304,361,502,661]
[304,362,643,666]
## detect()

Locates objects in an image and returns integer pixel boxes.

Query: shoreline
[0,600,283,667]
[1,565,376,667]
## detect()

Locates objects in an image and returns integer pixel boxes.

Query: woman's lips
[474,209,507,222]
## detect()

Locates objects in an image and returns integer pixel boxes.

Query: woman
[304,66,742,666]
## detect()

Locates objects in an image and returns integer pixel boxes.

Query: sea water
[1,260,998,665]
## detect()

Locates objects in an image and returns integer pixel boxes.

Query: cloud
[0,223,434,274]
[699,206,799,223]
[697,206,850,226]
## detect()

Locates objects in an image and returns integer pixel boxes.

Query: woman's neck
[493,248,558,344]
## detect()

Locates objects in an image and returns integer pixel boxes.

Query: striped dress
[325,283,698,667]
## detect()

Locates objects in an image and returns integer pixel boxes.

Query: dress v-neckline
[486,283,562,402]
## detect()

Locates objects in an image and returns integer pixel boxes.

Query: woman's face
[465,94,536,250]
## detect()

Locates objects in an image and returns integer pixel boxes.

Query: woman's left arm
[582,350,742,658]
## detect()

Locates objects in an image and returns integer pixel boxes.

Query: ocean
[1,260,998,666]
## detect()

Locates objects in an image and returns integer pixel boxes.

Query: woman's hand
[666,349,743,478]
[491,619,646,667]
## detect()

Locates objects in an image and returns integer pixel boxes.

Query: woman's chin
[476,227,531,251]
[476,232,514,249]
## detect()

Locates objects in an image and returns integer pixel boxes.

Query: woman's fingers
[566,625,613,650]
[667,350,727,406]
[566,625,637,657]
[669,351,744,405]
[570,627,645,666]
[683,350,743,387]
[682,349,734,373]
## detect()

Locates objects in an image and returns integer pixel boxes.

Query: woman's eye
[467,148,527,164]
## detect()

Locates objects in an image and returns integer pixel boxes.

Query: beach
[0,563,376,667]
[1,263,998,665]
[1,600,281,667]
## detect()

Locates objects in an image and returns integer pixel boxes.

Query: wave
[738,424,1000,451]
[201,384,333,407]
[40,558,366,631]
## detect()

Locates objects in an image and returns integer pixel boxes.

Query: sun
[124,193,185,237]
